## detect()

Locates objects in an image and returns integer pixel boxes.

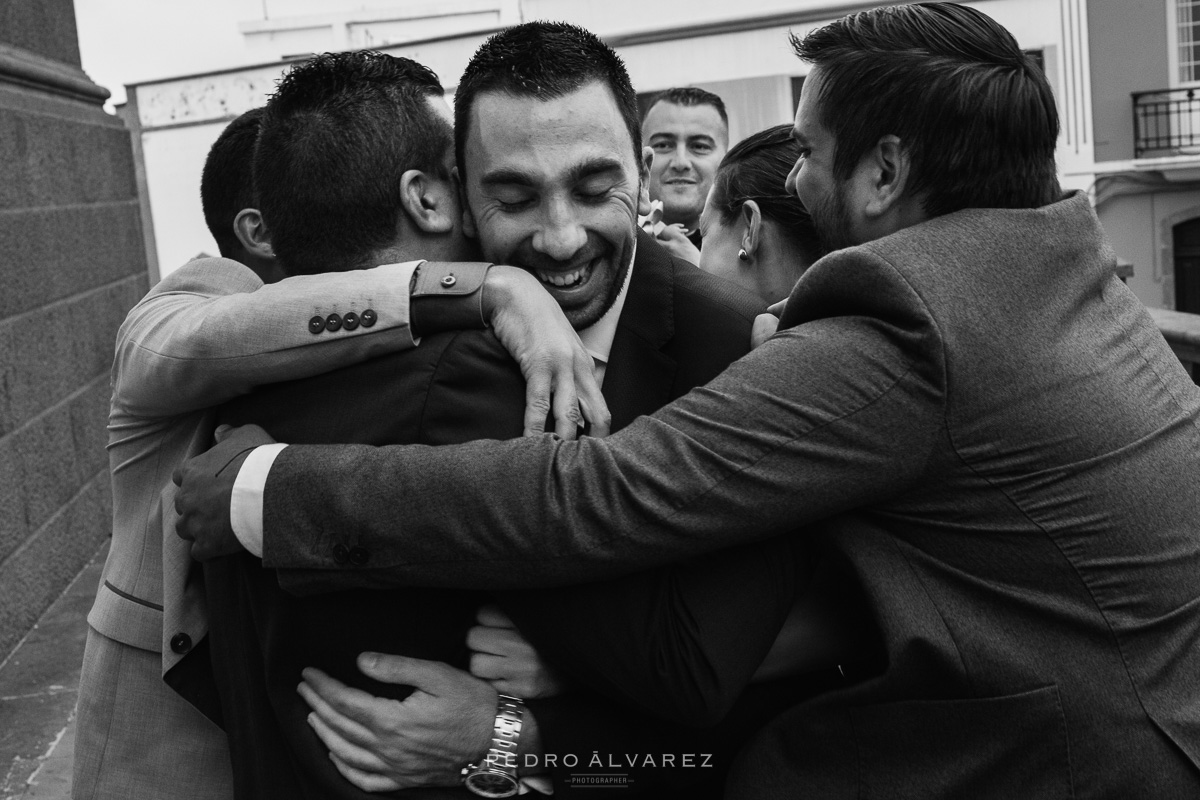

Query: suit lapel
[603,231,678,432]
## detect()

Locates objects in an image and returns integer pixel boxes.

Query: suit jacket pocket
[849,684,1072,800]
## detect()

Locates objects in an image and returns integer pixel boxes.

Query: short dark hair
[454,22,641,177]
[645,87,728,129]
[710,124,821,263]
[792,2,1060,217]
[255,50,451,276]
[201,107,263,258]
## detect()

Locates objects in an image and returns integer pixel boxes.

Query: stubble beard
[809,183,856,255]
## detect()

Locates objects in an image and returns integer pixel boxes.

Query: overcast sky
[73,0,268,109]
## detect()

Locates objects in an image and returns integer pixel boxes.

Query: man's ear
[861,135,912,220]
[400,169,456,234]
[739,200,763,260]
[637,145,654,217]
[233,209,274,258]
[452,165,478,239]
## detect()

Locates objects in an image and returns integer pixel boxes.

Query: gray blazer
[261,193,1200,798]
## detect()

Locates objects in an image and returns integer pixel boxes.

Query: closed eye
[577,184,615,203]
[491,189,535,211]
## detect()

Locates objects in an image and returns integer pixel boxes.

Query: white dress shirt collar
[576,241,635,385]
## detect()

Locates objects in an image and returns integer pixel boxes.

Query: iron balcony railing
[1133,87,1200,158]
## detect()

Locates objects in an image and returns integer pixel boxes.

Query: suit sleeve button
[308,316,325,334]
[342,312,359,331]
[325,313,342,332]
[349,546,370,566]
[170,633,192,654]
[332,543,350,564]
[360,309,377,327]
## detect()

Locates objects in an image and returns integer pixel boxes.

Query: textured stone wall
[0,0,148,658]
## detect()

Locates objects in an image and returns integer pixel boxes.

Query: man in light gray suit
[177,4,1200,797]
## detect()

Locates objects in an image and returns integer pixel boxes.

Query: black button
[170,633,192,654]
[349,546,370,566]
[308,316,325,334]
[342,312,359,331]
[332,543,349,564]
[360,309,377,328]
[325,313,342,332]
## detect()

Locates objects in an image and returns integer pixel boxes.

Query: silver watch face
[465,771,519,798]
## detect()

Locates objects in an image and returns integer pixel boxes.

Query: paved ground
[0,541,106,800]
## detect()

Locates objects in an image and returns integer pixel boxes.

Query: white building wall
[141,122,233,272]
[128,64,288,277]
[243,25,338,58]
[1100,190,1200,311]
[128,0,1082,281]
[1098,194,1164,308]
[618,26,803,90]
[241,0,521,61]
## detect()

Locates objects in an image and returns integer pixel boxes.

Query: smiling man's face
[462,81,650,329]
[643,100,728,231]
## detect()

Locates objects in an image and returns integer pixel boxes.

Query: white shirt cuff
[230,443,289,558]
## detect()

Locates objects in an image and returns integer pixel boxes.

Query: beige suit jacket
[74,256,425,800]
[89,256,419,677]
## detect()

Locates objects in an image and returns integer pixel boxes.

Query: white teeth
[536,264,590,288]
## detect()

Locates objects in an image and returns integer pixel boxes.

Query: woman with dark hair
[698,123,823,302]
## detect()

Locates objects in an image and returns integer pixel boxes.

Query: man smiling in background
[641,87,729,263]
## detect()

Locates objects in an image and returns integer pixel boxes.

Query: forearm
[114,259,511,419]
[262,320,940,586]
[114,259,420,416]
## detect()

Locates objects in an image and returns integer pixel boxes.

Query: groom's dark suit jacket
[207,233,817,798]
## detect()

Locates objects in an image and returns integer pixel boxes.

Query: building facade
[124,0,1080,280]
[1080,0,1200,315]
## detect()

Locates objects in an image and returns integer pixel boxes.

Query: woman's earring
[737,249,749,262]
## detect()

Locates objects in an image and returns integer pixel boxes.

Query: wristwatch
[462,694,525,798]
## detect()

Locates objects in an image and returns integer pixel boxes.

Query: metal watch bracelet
[462,694,525,798]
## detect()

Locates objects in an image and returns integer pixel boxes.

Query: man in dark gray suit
[178,3,1200,797]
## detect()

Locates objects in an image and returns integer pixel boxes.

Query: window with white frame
[1175,0,1200,84]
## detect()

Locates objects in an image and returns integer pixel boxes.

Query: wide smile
[535,258,597,292]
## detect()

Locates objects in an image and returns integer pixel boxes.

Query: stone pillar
[0,0,148,658]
